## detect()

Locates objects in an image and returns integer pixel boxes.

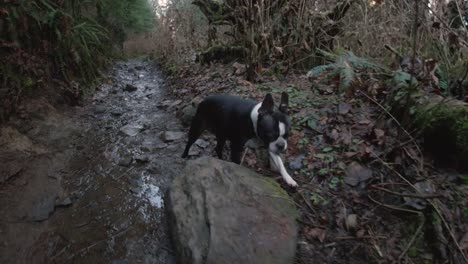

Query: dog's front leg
[269,152,298,187]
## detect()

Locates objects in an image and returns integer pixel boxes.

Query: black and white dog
[181,92,298,187]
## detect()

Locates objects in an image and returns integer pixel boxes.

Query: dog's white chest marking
[250,103,262,136]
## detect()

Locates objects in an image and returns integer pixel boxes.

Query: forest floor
[164,61,468,264]
[0,57,467,264]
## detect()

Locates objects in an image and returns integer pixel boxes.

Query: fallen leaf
[374,128,385,139]
[305,227,327,243]
[358,119,371,125]
[356,229,366,238]
[344,162,373,186]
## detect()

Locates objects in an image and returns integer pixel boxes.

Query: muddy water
[0,59,187,263]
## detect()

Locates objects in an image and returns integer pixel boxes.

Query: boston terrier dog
[181,92,298,187]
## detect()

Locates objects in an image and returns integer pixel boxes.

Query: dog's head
[255,92,291,154]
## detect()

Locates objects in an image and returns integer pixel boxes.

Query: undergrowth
[0,0,154,122]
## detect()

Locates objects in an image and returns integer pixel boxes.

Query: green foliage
[1,0,155,121]
[307,49,389,91]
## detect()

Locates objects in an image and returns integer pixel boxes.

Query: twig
[399,214,425,260]
[299,191,317,215]
[335,235,387,240]
[359,90,424,171]
[368,194,420,215]
[370,185,443,199]
[409,0,419,88]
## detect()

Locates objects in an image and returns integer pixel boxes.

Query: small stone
[28,195,56,221]
[135,154,150,163]
[94,106,106,114]
[289,154,305,170]
[346,214,358,231]
[55,197,73,207]
[188,147,201,156]
[194,139,209,149]
[120,124,144,137]
[160,131,185,142]
[123,84,138,92]
[154,142,168,149]
[157,100,173,110]
[110,109,124,116]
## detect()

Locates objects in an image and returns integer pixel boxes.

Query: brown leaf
[305,227,327,243]
[356,229,366,238]
[341,127,352,145]
[358,119,371,125]
[374,128,385,139]
[344,152,358,158]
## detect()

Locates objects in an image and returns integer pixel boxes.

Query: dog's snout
[276,141,286,151]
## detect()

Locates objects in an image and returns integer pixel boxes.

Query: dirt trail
[0,59,187,264]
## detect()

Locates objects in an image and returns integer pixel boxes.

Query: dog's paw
[285,178,298,187]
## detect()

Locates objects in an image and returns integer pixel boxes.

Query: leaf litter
[164,61,468,263]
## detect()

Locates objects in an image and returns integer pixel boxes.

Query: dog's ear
[279,92,289,113]
[259,93,274,114]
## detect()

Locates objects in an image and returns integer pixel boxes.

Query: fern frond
[339,61,355,90]
[307,64,336,79]
[316,48,339,61]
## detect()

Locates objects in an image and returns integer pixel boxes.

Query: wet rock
[123,84,138,92]
[135,65,144,71]
[160,131,185,142]
[344,162,372,187]
[55,197,73,207]
[179,104,197,126]
[110,109,124,116]
[157,100,173,110]
[154,142,168,149]
[194,139,209,149]
[28,195,57,221]
[188,147,201,156]
[120,124,144,137]
[168,100,182,110]
[289,154,306,170]
[135,154,150,163]
[94,106,106,114]
[167,157,298,264]
[117,150,133,167]
[0,161,23,184]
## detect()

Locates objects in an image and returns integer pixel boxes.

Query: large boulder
[166,157,298,264]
